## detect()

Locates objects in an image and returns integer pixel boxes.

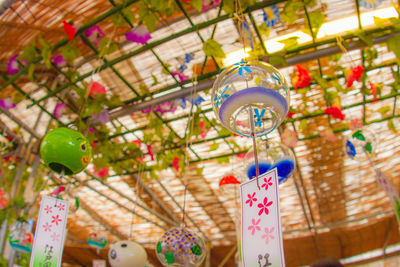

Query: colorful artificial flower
[154,102,177,115]
[320,128,337,142]
[369,82,378,102]
[51,55,67,67]
[202,0,221,11]
[94,166,109,178]
[8,54,28,75]
[219,175,240,186]
[345,140,356,157]
[184,53,194,63]
[50,186,66,197]
[171,71,189,82]
[199,120,209,138]
[281,128,298,148]
[172,157,180,172]
[53,103,67,119]
[146,144,154,161]
[141,107,153,114]
[89,81,107,97]
[0,98,16,109]
[84,25,105,46]
[0,190,8,210]
[125,25,151,45]
[91,109,110,124]
[262,5,280,27]
[324,106,345,120]
[346,65,363,87]
[294,64,311,89]
[63,20,77,41]
[287,111,295,119]
[237,153,246,159]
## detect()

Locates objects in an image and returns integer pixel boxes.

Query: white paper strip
[29,196,69,267]
[240,168,285,267]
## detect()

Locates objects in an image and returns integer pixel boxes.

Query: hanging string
[129,157,145,240]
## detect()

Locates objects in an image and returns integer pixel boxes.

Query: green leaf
[352,130,366,141]
[278,36,299,50]
[196,167,204,176]
[138,2,159,32]
[364,142,372,153]
[209,142,220,151]
[27,64,35,81]
[222,0,235,13]
[106,95,123,108]
[298,119,308,131]
[306,11,324,37]
[268,55,287,67]
[18,43,37,63]
[281,0,303,25]
[189,0,202,12]
[377,106,391,116]
[139,84,150,95]
[324,91,338,106]
[162,63,171,75]
[354,30,373,47]
[151,74,159,86]
[60,45,81,64]
[75,197,80,210]
[39,38,52,68]
[202,39,226,58]
[388,119,398,133]
[110,8,135,26]
[258,23,270,39]
[150,169,158,180]
[98,38,118,58]
[217,156,230,164]
[374,16,389,27]
[387,35,400,61]
[218,127,231,136]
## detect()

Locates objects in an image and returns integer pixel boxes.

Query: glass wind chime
[211,59,294,187]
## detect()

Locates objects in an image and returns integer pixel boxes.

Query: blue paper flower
[184,53,195,63]
[359,0,382,9]
[234,60,252,76]
[178,64,187,72]
[346,140,356,157]
[262,5,280,28]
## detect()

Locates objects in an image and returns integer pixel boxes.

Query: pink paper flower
[281,128,298,148]
[8,54,27,75]
[94,166,109,178]
[89,82,107,97]
[125,25,152,45]
[257,197,273,216]
[0,98,16,109]
[53,103,67,119]
[261,177,273,191]
[248,218,261,235]
[349,119,363,130]
[84,25,105,46]
[43,222,52,232]
[141,107,153,114]
[154,102,177,115]
[202,0,221,11]
[51,55,67,67]
[172,157,180,172]
[171,71,189,82]
[50,186,65,197]
[51,215,62,226]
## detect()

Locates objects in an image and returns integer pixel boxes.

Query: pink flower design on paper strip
[44,205,52,214]
[51,215,62,226]
[246,192,257,207]
[57,203,65,211]
[51,232,60,242]
[43,222,52,232]
[261,227,275,245]
[248,218,261,235]
[261,177,273,191]
[258,197,273,216]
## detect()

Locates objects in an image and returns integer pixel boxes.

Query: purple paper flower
[53,103,67,118]
[91,109,110,124]
[125,25,151,45]
[154,102,177,115]
[51,55,67,67]
[7,54,27,75]
[88,128,96,132]
[141,107,153,114]
[171,71,189,82]
[0,98,16,109]
[84,25,105,46]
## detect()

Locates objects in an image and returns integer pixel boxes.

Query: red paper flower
[147,144,154,161]
[369,82,378,102]
[346,65,363,87]
[63,20,77,41]
[294,64,311,89]
[199,120,209,138]
[324,106,345,121]
[89,82,106,97]
[287,111,295,119]
[219,175,240,186]
[94,166,109,178]
[172,157,180,172]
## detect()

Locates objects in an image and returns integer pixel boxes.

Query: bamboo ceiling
[2,0,400,266]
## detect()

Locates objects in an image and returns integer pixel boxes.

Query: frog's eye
[80,142,87,151]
